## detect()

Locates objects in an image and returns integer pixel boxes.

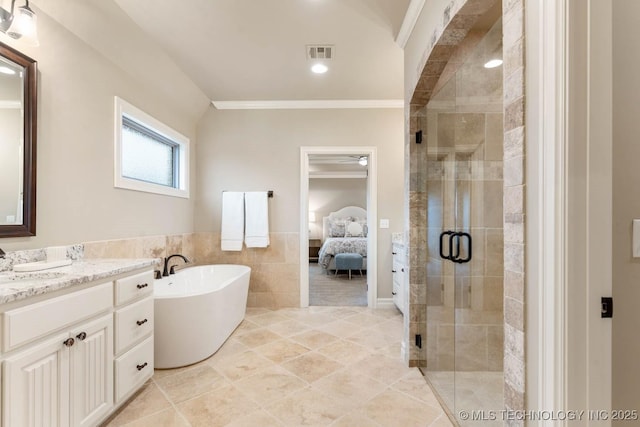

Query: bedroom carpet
[309,264,367,306]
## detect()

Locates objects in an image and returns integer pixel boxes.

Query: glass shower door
[422,16,504,426]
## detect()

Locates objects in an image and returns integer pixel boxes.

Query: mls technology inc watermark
[458,410,639,422]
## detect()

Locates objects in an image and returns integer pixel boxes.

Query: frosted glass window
[114,97,190,198]
[121,117,177,187]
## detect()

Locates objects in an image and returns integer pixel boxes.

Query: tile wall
[193,232,300,308]
[501,0,526,418]
[83,232,300,308]
[0,231,299,309]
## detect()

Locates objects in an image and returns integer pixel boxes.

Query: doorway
[299,147,378,308]
[308,159,368,306]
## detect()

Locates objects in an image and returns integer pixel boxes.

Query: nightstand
[309,239,321,263]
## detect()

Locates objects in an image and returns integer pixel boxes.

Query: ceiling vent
[307,45,334,60]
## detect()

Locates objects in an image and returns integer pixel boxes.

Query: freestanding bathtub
[153,264,251,369]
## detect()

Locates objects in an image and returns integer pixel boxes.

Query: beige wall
[309,178,367,239]
[612,0,640,416]
[195,107,404,301]
[0,5,209,251]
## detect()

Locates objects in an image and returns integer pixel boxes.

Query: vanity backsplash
[0,244,84,272]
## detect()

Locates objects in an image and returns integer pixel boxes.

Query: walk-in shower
[417,17,504,426]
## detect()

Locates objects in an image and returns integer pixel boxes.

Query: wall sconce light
[0,0,39,46]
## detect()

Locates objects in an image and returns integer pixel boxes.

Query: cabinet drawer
[2,282,113,352]
[114,270,154,306]
[115,296,154,354]
[115,336,154,402]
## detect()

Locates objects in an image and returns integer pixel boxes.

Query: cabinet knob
[136,319,148,326]
[63,338,75,347]
[76,332,87,341]
[136,283,149,289]
[392,252,397,255]
[392,269,397,273]
[401,268,405,272]
[392,291,397,296]
[136,362,148,371]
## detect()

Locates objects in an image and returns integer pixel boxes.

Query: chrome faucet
[162,254,189,277]
[0,248,5,259]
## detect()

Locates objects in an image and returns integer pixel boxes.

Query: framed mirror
[0,41,36,237]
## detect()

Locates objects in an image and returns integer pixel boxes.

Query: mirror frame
[0,41,37,237]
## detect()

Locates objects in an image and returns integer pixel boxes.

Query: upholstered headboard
[322,206,367,241]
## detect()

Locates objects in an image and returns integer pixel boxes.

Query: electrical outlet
[380,219,389,229]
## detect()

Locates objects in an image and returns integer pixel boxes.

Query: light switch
[634,220,640,257]
[380,219,390,229]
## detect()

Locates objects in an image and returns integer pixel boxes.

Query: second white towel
[244,191,270,248]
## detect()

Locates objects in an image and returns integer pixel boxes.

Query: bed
[318,206,368,272]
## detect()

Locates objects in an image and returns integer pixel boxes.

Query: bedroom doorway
[300,147,378,308]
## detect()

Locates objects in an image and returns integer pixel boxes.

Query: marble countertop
[0,259,158,305]
[392,232,405,245]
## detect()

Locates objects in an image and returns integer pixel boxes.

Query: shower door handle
[440,231,472,263]
[439,231,455,261]
[453,232,472,264]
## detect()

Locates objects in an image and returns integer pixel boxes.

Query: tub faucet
[163,254,189,277]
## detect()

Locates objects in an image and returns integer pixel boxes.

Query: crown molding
[395,0,426,49]
[211,99,404,110]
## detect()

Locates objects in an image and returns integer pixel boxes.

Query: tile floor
[103,306,453,427]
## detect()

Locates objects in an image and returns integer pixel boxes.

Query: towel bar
[222,190,274,198]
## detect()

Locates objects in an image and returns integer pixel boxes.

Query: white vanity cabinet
[392,242,406,314]
[113,270,154,403]
[4,313,113,427]
[2,282,114,427]
[0,265,155,427]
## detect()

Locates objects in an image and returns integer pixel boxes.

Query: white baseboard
[376,298,396,309]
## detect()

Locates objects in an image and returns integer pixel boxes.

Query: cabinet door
[71,314,113,427]
[3,332,71,427]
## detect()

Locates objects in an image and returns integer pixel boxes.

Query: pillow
[359,220,368,237]
[328,220,346,237]
[346,221,364,237]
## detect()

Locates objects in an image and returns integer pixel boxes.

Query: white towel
[221,192,245,251]
[244,191,270,248]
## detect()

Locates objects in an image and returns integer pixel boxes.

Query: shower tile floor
[425,371,503,427]
[103,306,453,427]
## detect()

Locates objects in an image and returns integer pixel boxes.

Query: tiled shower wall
[81,232,300,308]
[502,0,526,416]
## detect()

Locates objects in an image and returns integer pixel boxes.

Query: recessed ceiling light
[484,59,503,69]
[311,63,328,74]
[0,66,16,75]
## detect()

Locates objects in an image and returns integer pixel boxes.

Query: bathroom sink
[0,271,66,285]
[13,259,72,272]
